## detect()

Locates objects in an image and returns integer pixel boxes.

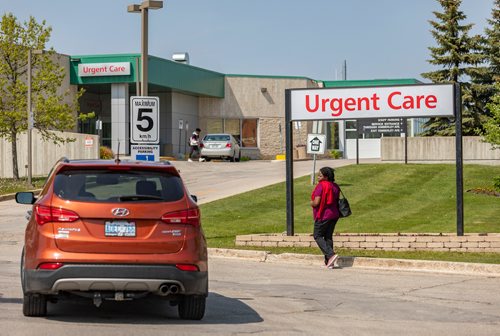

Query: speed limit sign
[130,96,159,144]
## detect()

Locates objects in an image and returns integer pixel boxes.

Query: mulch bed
[466,188,500,197]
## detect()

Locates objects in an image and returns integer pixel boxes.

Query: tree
[421,0,486,136]
[483,83,500,148]
[0,13,84,179]
[468,0,500,130]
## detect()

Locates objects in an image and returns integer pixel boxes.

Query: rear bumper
[25,264,208,296]
[200,148,233,157]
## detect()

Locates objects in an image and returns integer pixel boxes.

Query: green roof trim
[69,53,225,98]
[148,56,224,97]
[322,78,422,87]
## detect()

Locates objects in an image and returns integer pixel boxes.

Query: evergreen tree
[468,0,500,130]
[485,0,500,83]
[421,0,485,136]
[0,13,86,179]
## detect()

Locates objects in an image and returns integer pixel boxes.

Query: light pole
[128,0,163,97]
[27,49,44,187]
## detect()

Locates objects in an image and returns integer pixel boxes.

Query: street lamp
[127,0,163,97]
[27,48,44,187]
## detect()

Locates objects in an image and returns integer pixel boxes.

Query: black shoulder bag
[338,188,352,218]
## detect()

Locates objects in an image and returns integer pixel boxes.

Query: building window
[241,119,257,147]
[205,118,258,148]
[345,120,358,139]
[206,118,223,133]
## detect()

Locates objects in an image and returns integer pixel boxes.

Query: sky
[0,0,495,82]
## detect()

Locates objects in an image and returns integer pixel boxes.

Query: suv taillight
[161,208,200,226]
[226,143,232,148]
[34,205,79,225]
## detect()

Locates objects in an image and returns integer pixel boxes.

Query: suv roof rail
[58,156,70,163]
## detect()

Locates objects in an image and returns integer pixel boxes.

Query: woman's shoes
[326,254,339,268]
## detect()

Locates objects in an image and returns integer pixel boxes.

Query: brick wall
[235,233,500,253]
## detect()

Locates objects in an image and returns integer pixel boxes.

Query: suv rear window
[53,170,185,202]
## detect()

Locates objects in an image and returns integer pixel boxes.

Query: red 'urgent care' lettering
[305,94,381,117]
[388,91,438,110]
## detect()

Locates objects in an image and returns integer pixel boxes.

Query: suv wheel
[23,293,47,317]
[178,295,206,320]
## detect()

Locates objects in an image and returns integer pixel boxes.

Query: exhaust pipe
[158,283,180,296]
[169,284,180,294]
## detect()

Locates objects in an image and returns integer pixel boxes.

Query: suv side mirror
[16,192,36,204]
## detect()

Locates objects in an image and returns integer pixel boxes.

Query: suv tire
[178,295,206,320]
[23,293,47,317]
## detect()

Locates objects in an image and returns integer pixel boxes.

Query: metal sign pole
[311,154,317,185]
[455,83,464,236]
[285,90,294,236]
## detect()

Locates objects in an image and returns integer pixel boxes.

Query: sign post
[130,96,160,161]
[307,134,326,185]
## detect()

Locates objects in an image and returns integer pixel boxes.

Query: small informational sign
[178,119,184,130]
[130,96,160,144]
[357,118,407,135]
[307,134,326,154]
[84,136,94,147]
[131,144,160,162]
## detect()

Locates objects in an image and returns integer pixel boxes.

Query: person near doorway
[310,167,341,268]
[188,128,204,162]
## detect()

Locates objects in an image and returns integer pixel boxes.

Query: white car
[200,134,241,162]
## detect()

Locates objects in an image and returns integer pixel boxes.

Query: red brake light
[38,262,64,270]
[200,143,204,148]
[176,264,199,272]
[161,208,200,226]
[226,143,232,148]
[35,205,79,225]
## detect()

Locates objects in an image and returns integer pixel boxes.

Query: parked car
[200,133,241,162]
[16,158,207,319]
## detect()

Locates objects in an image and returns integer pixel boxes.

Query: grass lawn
[0,177,46,195]
[201,163,500,263]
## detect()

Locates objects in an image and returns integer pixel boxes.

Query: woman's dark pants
[313,219,338,263]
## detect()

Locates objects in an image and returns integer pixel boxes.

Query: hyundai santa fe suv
[16,158,208,319]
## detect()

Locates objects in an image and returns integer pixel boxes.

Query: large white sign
[130,96,159,144]
[290,84,454,120]
[78,62,131,77]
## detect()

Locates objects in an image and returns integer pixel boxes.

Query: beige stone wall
[0,130,99,178]
[382,136,500,161]
[236,233,500,252]
[199,76,318,159]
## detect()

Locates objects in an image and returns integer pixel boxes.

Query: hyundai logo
[112,208,130,217]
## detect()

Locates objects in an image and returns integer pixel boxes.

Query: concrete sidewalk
[209,248,500,277]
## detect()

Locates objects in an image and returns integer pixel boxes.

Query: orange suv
[16,158,207,319]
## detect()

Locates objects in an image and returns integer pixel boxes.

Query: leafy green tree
[483,83,500,148]
[0,13,84,179]
[421,0,485,136]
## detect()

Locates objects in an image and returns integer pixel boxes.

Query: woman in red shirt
[311,167,340,268]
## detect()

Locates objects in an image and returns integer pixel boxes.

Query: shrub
[330,150,343,159]
[494,177,500,192]
[240,156,251,162]
[100,146,114,159]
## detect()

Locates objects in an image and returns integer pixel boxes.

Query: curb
[0,189,42,202]
[208,248,500,277]
[0,193,17,202]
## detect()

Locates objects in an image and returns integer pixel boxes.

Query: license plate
[105,221,136,237]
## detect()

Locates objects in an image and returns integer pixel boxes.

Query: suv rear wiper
[119,195,165,201]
